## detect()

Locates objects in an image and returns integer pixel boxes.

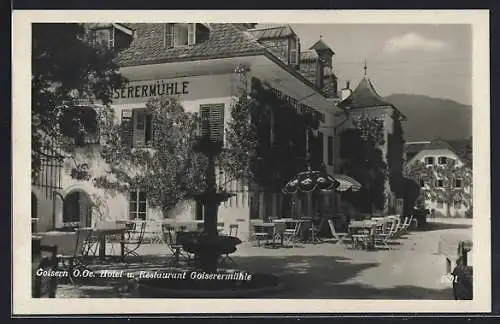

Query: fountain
[135,135,282,298]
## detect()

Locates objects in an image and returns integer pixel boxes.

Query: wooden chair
[327,219,350,246]
[52,228,92,286]
[282,222,301,248]
[164,226,191,266]
[250,224,271,247]
[308,218,325,244]
[375,218,398,250]
[120,221,146,258]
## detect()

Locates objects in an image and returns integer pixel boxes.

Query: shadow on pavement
[418,222,472,232]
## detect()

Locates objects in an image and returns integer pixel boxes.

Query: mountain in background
[384,94,472,142]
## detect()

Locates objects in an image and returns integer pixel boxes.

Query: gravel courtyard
[55,218,472,299]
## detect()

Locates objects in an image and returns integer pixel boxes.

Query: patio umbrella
[282,164,362,219]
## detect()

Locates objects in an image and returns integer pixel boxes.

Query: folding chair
[308,218,325,244]
[164,226,191,266]
[375,218,398,250]
[49,228,93,287]
[250,224,271,247]
[282,221,301,248]
[120,221,146,258]
[327,219,350,247]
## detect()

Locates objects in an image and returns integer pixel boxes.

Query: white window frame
[129,190,148,220]
[425,156,435,165]
[438,156,447,165]
[455,178,463,188]
[132,108,152,148]
[173,23,195,47]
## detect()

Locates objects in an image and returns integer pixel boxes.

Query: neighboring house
[404,139,472,218]
[334,71,406,214]
[32,23,346,241]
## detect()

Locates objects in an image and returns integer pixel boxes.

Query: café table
[253,222,285,248]
[349,220,377,250]
[93,222,127,261]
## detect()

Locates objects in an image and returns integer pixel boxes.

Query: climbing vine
[222,77,322,192]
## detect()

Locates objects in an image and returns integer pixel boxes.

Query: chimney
[341,80,352,101]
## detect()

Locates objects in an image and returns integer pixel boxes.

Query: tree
[94,96,208,214]
[404,159,472,217]
[32,23,127,179]
[338,116,387,214]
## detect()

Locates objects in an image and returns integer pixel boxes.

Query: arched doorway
[63,190,93,227]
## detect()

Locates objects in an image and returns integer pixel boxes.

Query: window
[437,179,444,188]
[327,136,334,166]
[89,28,114,49]
[454,200,462,209]
[164,23,210,48]
[438,156,447,165]
[455,179,462,188]
[120,108,153,148]
[195,201,204,221]
[425,156,435,165]
[200,104,225,144]
[420,179,425,188]
[129,190,147,220]
[437,200,444,208]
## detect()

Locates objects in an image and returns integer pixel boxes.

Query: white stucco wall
[406,149,471,218]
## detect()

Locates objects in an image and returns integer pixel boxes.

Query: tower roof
[309,38,335,55]
[337,77,394,110]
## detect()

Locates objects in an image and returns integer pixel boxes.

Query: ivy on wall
[222,77,322,193]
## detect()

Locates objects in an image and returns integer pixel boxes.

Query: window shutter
[120,109,133,148]
[165,23,174,48]
[200,105,211,138]
[210,104,224,144]
[188,23,196,45]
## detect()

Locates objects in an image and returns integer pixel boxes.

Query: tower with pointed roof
[336,65,407,214]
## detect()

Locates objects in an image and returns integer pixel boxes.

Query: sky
[257,24,472,105]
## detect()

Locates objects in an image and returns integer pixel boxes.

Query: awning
[331,174,362,192]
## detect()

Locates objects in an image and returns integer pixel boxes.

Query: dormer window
[165,23,210,48]
[87,23,133,51]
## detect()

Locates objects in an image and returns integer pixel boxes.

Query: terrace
[33,217,472,299]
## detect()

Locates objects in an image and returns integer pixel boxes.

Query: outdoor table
[349,220,377,250]
[253,222,285,247]
[38,231,77,255]
[94,222,127,261]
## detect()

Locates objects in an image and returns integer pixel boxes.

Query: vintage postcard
[12,10,490,314]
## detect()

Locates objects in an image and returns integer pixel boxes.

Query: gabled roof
[404,141,431,155]
[309,39,335,55]
[247,25,296,40]
[116,24,268,67]
[423,138,456,152]
[338,77,395,110]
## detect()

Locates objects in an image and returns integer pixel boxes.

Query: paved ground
[54,218,472,299]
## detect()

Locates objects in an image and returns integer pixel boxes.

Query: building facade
[404,139,472,218]
[335,73,406,215]
[32,23,342,241]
